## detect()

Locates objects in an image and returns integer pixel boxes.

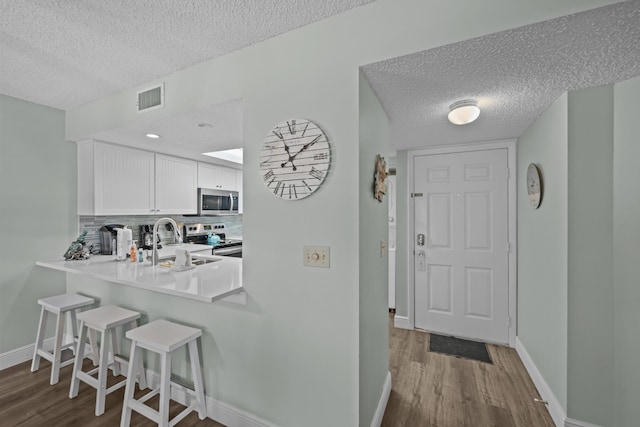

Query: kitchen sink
[191,258,220,266]
[158,253,221,267]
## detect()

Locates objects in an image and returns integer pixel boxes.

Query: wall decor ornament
[527,163,543,208]
[259,118,331,200]
[374,154,388,202]
[63,231,91,260]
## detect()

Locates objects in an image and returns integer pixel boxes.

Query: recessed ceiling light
[202,148,243,164]
[197,123,213,128]
[447,99,480,125]
[146,133,160,139]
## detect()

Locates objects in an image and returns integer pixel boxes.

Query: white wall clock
[527,163,543,208]
[259,119,330,200]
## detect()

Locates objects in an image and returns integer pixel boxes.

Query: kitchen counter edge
[36,256,245,304]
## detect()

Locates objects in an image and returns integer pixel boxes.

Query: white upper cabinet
[155,154,197,214]
[197,163,238,191]
[77,141,197,215]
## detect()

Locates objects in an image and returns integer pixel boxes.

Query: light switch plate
[303,245,330,268]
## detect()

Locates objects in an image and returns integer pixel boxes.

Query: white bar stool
[69,305,148,416]
[120,319,206,427]
[31,293,96,385]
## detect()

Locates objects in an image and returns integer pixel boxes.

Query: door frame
[405,139,517,347]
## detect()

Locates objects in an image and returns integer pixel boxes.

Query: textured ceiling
[0,0,374,110]
[2,1,639,156]
[362,0,640,149]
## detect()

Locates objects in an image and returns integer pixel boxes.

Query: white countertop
[36,250,244,303]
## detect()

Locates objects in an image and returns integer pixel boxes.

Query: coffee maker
[139,224,161,250]
[98,224,124,255]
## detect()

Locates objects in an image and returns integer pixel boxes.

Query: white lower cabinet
[78,141,197,215]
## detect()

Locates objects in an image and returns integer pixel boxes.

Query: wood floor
[1,320,553,427]
[381,314,555,427]
[0,352,223,427]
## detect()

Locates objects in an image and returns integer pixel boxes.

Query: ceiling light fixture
[145,133,160,139]
[447,99,480,125]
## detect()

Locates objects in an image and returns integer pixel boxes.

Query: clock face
[527,163,542,208]
[259,119,330,200]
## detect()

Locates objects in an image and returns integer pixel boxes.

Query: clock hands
[280,135,323,171]
[292,135,322,158]
[278,135,320,171]
[280,139,297,170]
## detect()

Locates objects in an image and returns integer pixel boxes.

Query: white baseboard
[393,315,411,330]
[370,371,392,427]
[515,337,565,427]
[144,369,278,427]
[0,337,56,370]
[564,417,604,427]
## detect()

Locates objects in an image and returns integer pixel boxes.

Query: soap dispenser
[130,241,137,263]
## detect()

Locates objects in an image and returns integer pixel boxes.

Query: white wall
[517,93,569,410]
[0,95,77,353]
[613,76,640,427]
[358,72,390,426]
[516,80,640,426]
[566,85,614,425]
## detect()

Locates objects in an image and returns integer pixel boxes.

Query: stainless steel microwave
[197,188,239,216]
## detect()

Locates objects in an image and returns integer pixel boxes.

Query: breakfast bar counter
[36,251,244,303]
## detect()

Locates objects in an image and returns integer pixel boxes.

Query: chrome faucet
[150,217,182,265]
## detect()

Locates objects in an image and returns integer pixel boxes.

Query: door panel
[414,149,509,344]
[428,264,453,313]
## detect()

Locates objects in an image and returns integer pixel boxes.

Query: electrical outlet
[303,246,330,268]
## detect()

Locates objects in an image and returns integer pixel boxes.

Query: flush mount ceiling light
[447,99,480,125]
[145,133,160,139]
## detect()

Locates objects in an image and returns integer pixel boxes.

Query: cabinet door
[94,142,155,215]
[155,154,197,214]
[198,163,237,190]
[217,166,237,190]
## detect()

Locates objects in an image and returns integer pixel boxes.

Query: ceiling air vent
[137,83,164,113]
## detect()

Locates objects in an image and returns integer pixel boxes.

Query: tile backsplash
[79,215,242,253]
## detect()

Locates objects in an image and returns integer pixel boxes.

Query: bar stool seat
[31,293,95,385]
[69,305,147,416]
[120,319,206,427]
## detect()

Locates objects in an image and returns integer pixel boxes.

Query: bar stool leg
[130,321,147,390]
[120,341,139,427]
[88,328,99,366]
[188,340,206,420]
[159,352,172,427]
[69,321,87,399]
[110,327,120,376]
[70,309,79,356]
[95,329,110,416]
[31,306,48,372]
[50,311,65,385]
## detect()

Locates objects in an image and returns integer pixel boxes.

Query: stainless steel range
[182,223,242,258]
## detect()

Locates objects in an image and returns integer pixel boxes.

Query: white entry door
[414,149,509,344]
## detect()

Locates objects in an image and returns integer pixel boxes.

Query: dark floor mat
[429,333,492,363]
